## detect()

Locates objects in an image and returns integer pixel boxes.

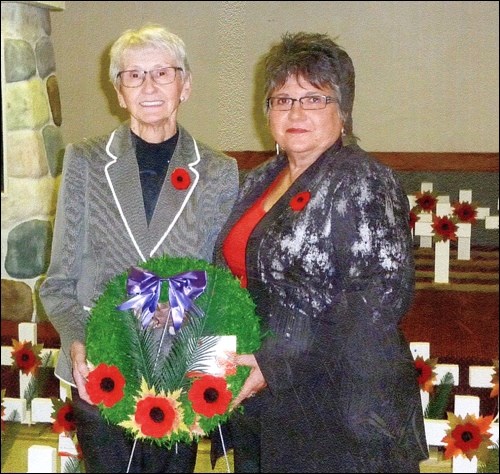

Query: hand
[230,354,267,410]
[70,340,93,404]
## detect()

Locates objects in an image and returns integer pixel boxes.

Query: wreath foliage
[86,255,262,447]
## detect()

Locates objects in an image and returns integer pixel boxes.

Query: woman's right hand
[70,340,93,404]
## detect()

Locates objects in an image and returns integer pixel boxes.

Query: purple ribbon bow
[116,266,207,331]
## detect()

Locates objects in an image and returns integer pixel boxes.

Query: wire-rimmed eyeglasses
[117,66,183,88]
[267,95,337,111]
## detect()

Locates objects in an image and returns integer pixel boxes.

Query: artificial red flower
[490,359,499,398]
[442,412,494,461]
[170,168,191,190]
[415,191,438,213]
[51,398,76,435]
[86,363,125,408]
[134,396,177,438]
[452,201,478,224]
[11,339,43,375]
[119,381,187,438]
[409,209,420,230]
[289,191,311,212]
[188,375,232,417]
[432,215,458,242]
[414,356,438,393]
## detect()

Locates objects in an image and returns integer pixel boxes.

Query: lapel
[104,124,201,262]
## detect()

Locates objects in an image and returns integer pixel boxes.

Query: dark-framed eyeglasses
[117,66,183,87]
[267,95,337,111]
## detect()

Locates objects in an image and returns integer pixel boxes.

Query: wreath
[85,255,262,448]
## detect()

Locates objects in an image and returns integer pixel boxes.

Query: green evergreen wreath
[85,255,262,448]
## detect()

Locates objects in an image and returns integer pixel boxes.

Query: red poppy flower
[432,215,458,242]
[409,209,420,230]
[442,413,494,461]
[11,339,43,375]
[134,395,177,438]
[289,191,311,212]
[170,168,191,190]
[452,201,478,224]
[188,375,232,417]
[414,356,437,393]
[415,191,438,213]
[51,398,76,435]
[86,363,125,408]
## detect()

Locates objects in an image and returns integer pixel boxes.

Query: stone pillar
[1,1,64,324]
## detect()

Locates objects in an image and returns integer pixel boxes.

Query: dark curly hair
[263,32,355,139]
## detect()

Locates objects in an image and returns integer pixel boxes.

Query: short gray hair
[109,24,191,86]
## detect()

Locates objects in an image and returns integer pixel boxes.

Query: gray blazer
[40,123,238,385]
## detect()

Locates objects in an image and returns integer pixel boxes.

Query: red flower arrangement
[86,363,126,408]
[414,356,438,393]
[452,201,478,224]
[431,215,458,242]
[442,412,494,461]
[289,191,311,211]
[409,208,420,230]
[415,191,438,213]
[188,374,233,418]
[51,397,76,436]
[170,168,191,190]
[11,339,43,375]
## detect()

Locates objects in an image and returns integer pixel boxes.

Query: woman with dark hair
[215,32,428,473]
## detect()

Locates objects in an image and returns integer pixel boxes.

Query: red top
[222,171,285,288]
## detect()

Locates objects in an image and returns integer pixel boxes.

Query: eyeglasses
[117,66,183,87]
[267,95,337,111]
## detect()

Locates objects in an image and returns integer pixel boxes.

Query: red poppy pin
[289,191,311,212]
[171,168,191,190]
[86,362,126,408]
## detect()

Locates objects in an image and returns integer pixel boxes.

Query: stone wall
[1,1,64,324]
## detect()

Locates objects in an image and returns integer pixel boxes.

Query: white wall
[51,1,499,152]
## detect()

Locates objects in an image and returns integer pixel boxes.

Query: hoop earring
[275,143,280,155]
[341,127,346,136]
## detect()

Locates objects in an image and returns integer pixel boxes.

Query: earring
[341,127,346,136]
[275,143,280,155]
[180,97,185,102]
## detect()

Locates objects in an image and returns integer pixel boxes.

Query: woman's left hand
[230,354,267,410]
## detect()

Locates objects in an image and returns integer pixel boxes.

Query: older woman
[215,32,428,472]
[40,24,238,473]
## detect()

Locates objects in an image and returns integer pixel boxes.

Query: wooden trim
[226,151,499,172]
[370,152,499,172]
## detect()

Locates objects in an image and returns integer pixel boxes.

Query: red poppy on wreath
[432,215,458,242]
[171,168,191,190]
[414,356,438,393]
[120,380,187,438]
[442,412,494,461]
[490,359,499,398]
[51,397,76,436]
[86,363,126,408]
[188,374,233,417]
[409,208,420,230]
[415,191,438,213]
[452,201,478,224]
[11,339,43,376]
[289,191,311,212]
